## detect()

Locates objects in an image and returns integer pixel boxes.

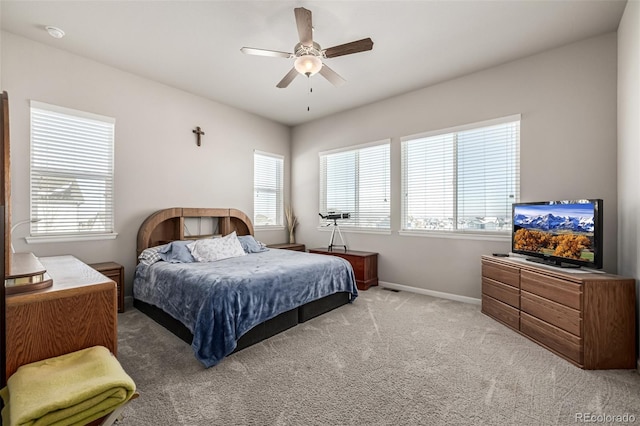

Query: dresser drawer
[481,295,519,331]
[521,291,582,336]
[521,270,582,310]
[482,261,520,288]
[521,312,583,365]
[482,277,519,308]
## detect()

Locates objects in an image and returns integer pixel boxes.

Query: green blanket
[0,346,136,426]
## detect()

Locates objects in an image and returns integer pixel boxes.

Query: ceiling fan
[240,7,374,88]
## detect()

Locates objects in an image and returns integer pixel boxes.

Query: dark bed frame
[134,207,351,355]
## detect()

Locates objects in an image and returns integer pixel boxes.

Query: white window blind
[401,115,520,233]
[254,151,283,227]
[30,101,115,238]
[319,141,390,229]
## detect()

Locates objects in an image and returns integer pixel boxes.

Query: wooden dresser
[5,255,118,379]
[309,248,378,290]
[481,255,636,369]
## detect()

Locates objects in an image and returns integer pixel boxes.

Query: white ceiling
[0,1,627,127]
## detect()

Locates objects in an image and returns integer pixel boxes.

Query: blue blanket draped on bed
[133,249,357,367]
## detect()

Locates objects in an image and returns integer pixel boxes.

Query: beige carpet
[116,287,640,425]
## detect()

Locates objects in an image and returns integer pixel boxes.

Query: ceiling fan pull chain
[307,75,312,112]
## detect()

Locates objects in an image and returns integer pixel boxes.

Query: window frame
[400,114,520,239]
[27,101,117,243]
[318,139,391,233]
[253,150,284,229]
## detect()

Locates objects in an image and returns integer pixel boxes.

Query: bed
[133,207,358,367]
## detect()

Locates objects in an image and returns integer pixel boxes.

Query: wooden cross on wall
[193,126,205,147]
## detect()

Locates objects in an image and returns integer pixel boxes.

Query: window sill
[398,230,509,242]
[25,233,118,244]
[254,226,285,231]
[316,226,392,235]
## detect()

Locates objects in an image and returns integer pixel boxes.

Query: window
[254,151,284,227]
[401,115,520,234]
[29,101,116,241]
[319,140,390,230]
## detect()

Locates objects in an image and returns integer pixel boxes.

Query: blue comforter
[133,249,357,367]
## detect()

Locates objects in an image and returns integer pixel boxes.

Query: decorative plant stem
[285,205,298,244]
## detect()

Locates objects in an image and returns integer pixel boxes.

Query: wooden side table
[90,261,125,313]
[6,255,118,379]
[267,243,306,252]
[308,248,378,290]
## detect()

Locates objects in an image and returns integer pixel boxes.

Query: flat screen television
[511,199,603,269]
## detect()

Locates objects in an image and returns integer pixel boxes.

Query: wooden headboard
[136,208,254,255]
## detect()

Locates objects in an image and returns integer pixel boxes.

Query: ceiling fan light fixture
[294,55,322,76]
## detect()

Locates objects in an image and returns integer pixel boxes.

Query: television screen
[512,199,603,269]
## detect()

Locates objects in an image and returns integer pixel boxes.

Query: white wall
[0,6,3,90]
[292,33,618,299]
[1,32,291,297]
[0,29,624,305]
[617,0,640,367]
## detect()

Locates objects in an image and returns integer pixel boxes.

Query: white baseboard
[379,281,481,305]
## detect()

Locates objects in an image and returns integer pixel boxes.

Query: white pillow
[187,231,246,262]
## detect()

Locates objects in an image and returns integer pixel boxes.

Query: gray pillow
[237,235,269,253]
[157,240,196,263]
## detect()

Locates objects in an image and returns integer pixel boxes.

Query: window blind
[254,151,283,227]
[401,116,520,233]
[319,141,390,229]
[30,101,115,237]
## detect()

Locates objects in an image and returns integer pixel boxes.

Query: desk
[5,255,117,379]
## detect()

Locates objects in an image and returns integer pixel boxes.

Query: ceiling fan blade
[324,38,374,58]
[294,7,313,47]
[319,64,346,87]
[240,47,293,59]
[276,68,299,88]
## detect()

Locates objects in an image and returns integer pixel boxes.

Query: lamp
[294,55,322,76]
[10,219,40,253]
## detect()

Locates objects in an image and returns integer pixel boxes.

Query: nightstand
[90,261,125,313]
[267,243,306,252]
[309,248,378,290]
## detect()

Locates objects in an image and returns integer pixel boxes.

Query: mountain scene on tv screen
[513,203,595,262]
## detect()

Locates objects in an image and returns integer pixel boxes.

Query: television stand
[525,256,581,269]
[481,255,636,369]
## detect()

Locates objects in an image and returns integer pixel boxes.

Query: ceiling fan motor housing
[294,42,323,58]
